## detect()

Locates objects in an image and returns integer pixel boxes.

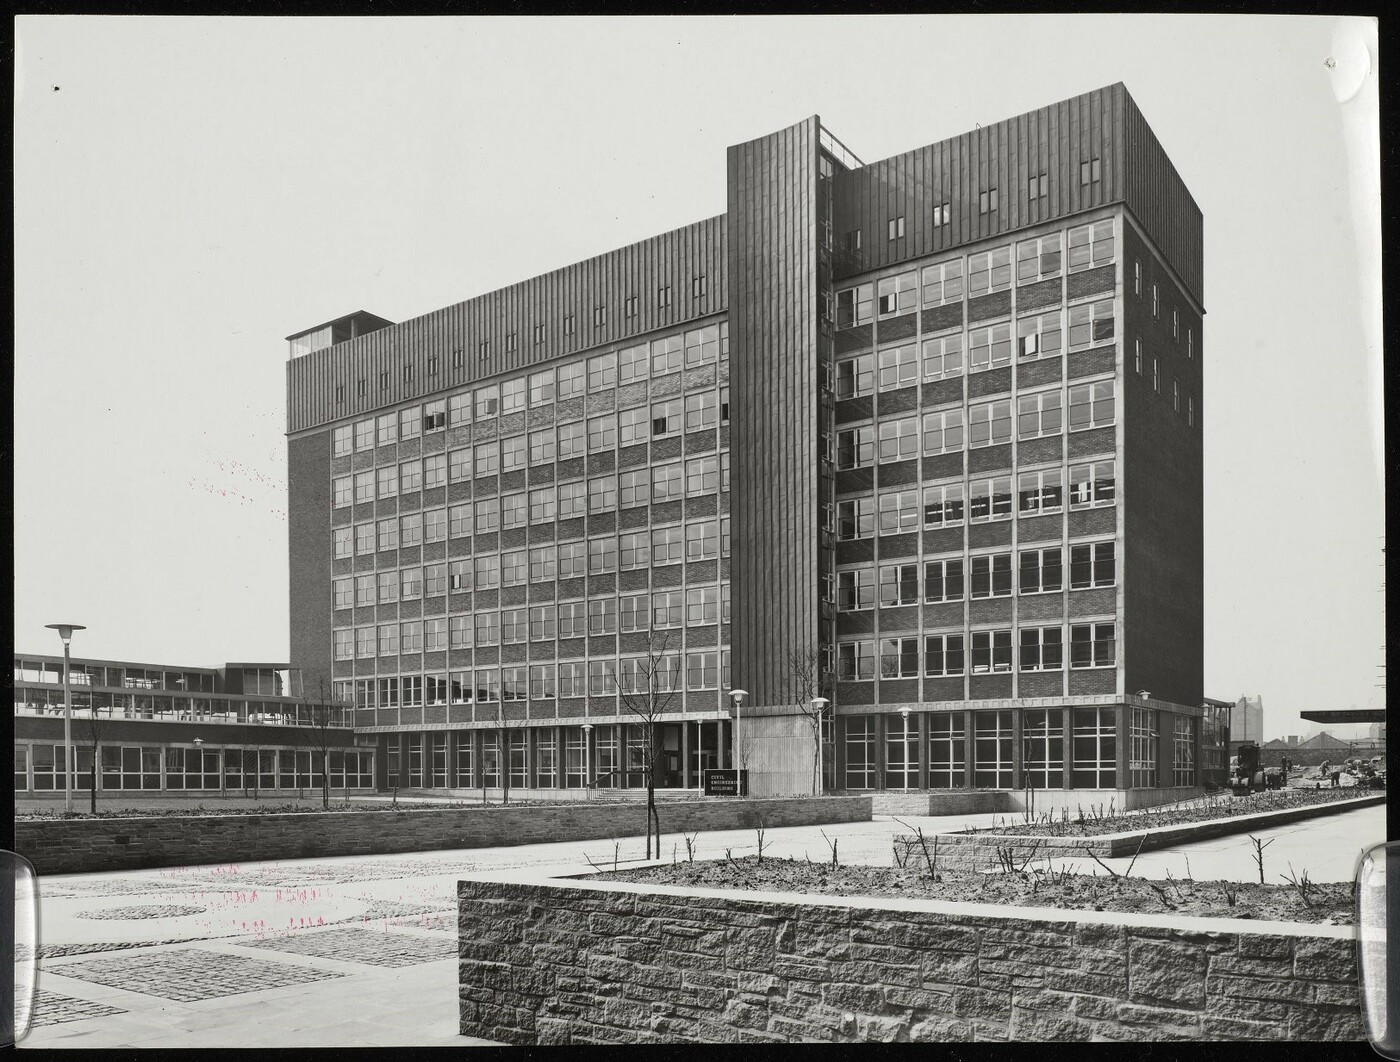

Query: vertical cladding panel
[728,118,818,707]
[289,431,334,697]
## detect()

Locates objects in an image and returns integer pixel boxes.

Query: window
[967,246,1011,296]
[877,417,919,463]
[836,284,873,327]
[474,554,500,591]
[400,565,423,599]
[588,476,616,514]
[1016,234,1061,283]
[423,508,447,543]
[501,378,526,414]
[1130,708,1159,788]
[651,334,683,375]
[685,586,719,626]
[684,391,718,432]
[651,399,682,438]
[524,486,553,524]
[933,203,950,226]
[970,630,1013,674]
[587,536,616,574]
[528,545,556,582]
[836,354,874,398]
[924,558,964,603]
[838,568,875,611]
[334,629,353,660]
[333,476,352,508]
[692,274,708,299]
[1022,710,1062,788]
[973,709,1014,788]
[651,525,683,566]
[377,623,398,656]
[1152,283,1160,318]
[1027,172,1049,199]
[684,324,719,367]
[377,413,398,446]
[1067,299,1115,350]
[878,563,920,607]
[685,519,719,560]
[1172,307,1180,341]
[623,294,639,320]
[1174,378,1182,414]
[471,498,497,536]
[922,331,963,380]
[617,407,648,447]
[558,662,585,700]
[686,650,719,690]
[355,522,375,555]
[1173,715,1196,787]
[924,633,965,677]
[588,352,616,392]
[475,612,501,647]
[877,489,919,535]
[612,344,646,386]
[557,421,585,461]
[500,607,528,644]
[588,597,617,635]
[876,272,917,316]
[355,420,374,451]
[1017,389,1062,440]
[1070,541,1116,589]
[1188,397,1195,427]
[558,599,586,637]
[923,482,965,528]
[617,592,647,633]
[473,440,499,477]
[447,561,470,594]
[928,712,965,787]
[969,553,1012,599]
[880,636,920,678]
[1015,466,1063,515]
[587,414,616,452]
[1068,381,1115,430]
[399,460,422,494]
[887,216,905,241]
[1153,357,1160,392]
[968,400,1012,448]
[526,369,555,408]
[505,333,518,353]
[424,399,446,431]
[333,577,355,610]
[1068,220,1114,271]
[685,455,719,496]
[968,321,1013,371]
[500,492,527,530]
[376,518,398,551]
[1080,157,1102,185]
[1071,624,1116,668]
[526,428,556,466]
[923,408,964,455]
[1134,260,1142,296]
[1187,329,1194,360]
[1019,547,1063,594]
[651,462,683,502]
[619,469,650,508]
[1017,311,1062,359]
[501,667,528,704]
[837,426,874,469]
[425,616,448,652]
[333,426,353,457]
[402,361,415,384]
[837,498,874,540]
[423,454,447,489]
[1134,337,1142,375]
[838,642,875,681]
[1069,461,1115,509]
[877,345,918,390]
[968,476,1012,523]
[556,362,585,400]
[978,188,999,214]
[657,284,672,308]
[921,259,964,306]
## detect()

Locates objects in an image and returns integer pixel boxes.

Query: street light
[899,706,912,792]
[581,723,593,800]
[45,623,86,813]
[811,697,830,795]
[728,689,748,781]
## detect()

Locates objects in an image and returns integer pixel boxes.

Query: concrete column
[833,714,846,790]
[874,713,886,791]
[1060,707,1073,789]
[681,721,692,789]
[1157,710,1173,789]
[1114,706,1129,791]
[962,710,976,788]
[1011,709,1024,791]
[916,711,928,790]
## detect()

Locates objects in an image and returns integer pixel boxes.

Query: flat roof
[1299,709,1386,724]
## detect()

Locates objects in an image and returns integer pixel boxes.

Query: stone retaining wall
[895,793,1385,863]
[456,876,1363,1043]
[871,792,1015,817]
[15,796,871,875]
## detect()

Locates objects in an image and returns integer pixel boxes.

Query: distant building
[13,653,369,799]
[1231,695,1264,743]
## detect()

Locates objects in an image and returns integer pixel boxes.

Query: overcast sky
[13,15,1382,739]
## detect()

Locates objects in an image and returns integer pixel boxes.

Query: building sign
[703,769,746,797]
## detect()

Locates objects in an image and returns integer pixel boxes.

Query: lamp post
[45,623,86,813]
[728,689,748,781]
[899,706,912,792]
[811,697,829,795]
[581,723,593,801]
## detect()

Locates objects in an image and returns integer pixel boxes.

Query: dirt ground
[603,855,1351,924]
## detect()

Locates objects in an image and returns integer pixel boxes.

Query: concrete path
[16,804,1383,1049]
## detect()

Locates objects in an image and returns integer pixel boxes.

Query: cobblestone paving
[47,948,345,1001]
[29,990,127,1028]
[76,904,207,920]
[236,925,457,967]
[51,877,207,896]
[354,899,453,920]
[19,938,206,960]
[385,913,456,934]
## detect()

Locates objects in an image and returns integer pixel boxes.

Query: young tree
[74,667,108,813]
[294,679,350,810]
[780,644,837,796]
[608,630,681,859]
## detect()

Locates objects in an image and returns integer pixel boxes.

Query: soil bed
[15,797,674,821]
[600,855,1352,924]
[966,785,1375,838]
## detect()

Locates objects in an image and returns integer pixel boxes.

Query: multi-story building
[13,654,368,799]
[1231,694,1265,746]
[286,83,1210,806]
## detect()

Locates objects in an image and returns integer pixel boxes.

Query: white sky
[13,15,1383,739]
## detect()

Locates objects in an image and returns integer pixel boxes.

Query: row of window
[834,299,1114,394]
[334,448,728,522]
[836,461,1114,537]
[331,325,728,453]
[15,744,375,792]
[834,542,1116,610]
[835,221,1115,326]
[1132,260,1196,359]
[340,653,734,704]
[1132,337,1198,427]
[833,380,1113,466]
[837,622,1116,680]
[333,586,731,658]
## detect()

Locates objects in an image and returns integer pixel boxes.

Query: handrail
[819,125,863,171]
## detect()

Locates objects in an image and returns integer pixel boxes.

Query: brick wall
[14,795,871,875]
[457,877,1362,1043]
